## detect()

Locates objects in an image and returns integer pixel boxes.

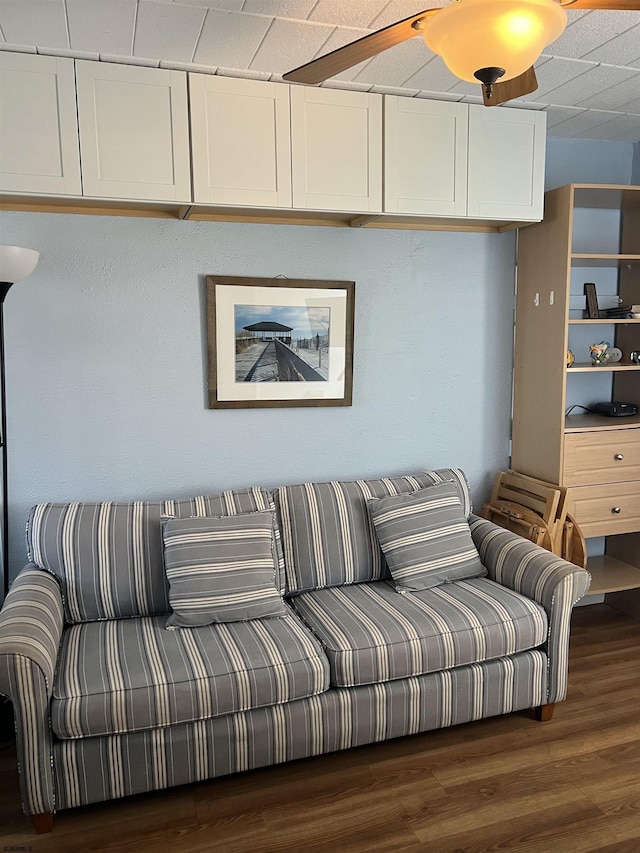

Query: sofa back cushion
[275,468,472,594]
[27,486,282,623]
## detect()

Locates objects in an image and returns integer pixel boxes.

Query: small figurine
[567,349,575,368]
[589,341,610,365]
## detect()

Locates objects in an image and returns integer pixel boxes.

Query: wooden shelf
[568,363,640,372]
[568,318,640,325]
[587,554,640,594]
[565,413,640,432]
[570,254,640,268]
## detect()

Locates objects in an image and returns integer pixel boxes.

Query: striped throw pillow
[368,481,486,592]
[163,512,287,627]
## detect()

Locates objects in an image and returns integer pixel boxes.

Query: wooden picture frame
[583,282,600,319]
[206,276,355,409]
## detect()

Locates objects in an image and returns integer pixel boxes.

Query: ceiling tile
[545,105,586,128]
[614,92,640,113]
[242,1,317,17]
[193,9,271,68]
[575,70,640,110]
[541,63,638,107]
[0,0,68,49]
[249,19,334,74]
[581,22,640,66]
[579,111,640,142]
[308,1,390,29]
[67,0,136,57]
[135,1,206,62]
[519,57,596,102]
[173,1,245,8]
[310,26,372,82]
[545,107,620,137]
[547,10,640,60]
[370,1,447,29]
[353,35,429,87]
[402,54,458,92]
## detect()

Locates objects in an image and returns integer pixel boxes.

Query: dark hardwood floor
[1,603,639,852]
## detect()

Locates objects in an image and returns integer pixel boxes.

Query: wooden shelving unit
[513,183,640,609]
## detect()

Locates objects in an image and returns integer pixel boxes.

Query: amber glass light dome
[423,0,567,83]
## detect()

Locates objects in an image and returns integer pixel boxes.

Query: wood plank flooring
[0,603,639,852]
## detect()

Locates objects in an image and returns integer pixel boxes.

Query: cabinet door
[0,53,81,195]
[75,61,191,202]
[467,105,545,221]
[384,97,468,216]
[190,75,291,207]
[291,87,382,213]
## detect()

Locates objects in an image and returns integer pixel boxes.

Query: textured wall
[545,137,634,190]
[1,213,516,584]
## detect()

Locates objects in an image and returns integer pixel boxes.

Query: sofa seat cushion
[290,579,548,688]
[51,608,329,739]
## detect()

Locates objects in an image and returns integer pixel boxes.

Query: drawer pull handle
[614,453,624,461]
[611,507,621,514]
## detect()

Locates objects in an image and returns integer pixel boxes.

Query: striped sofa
[0,468,591,834]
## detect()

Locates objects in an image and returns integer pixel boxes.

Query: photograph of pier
[235,305,330,383]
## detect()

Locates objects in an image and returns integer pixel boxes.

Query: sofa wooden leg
[535,703,556,722]
[31,813,54,834]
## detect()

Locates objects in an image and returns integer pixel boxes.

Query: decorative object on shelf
[0,246,40,599]
[566,349,575,368]
[589,341,610,365]
[631,350,640,365]
[583,282,600,319]
[606,347,623,363]
[206,276,355,409]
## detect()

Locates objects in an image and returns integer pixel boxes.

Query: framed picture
[583,282,600,319]
[206,276,355,409]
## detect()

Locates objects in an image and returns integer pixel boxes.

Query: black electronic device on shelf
[591,401,639,418]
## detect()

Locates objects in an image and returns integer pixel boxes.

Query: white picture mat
[215,284,348,402]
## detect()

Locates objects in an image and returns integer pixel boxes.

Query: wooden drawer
[563,429,640,486]
[569,481,640,538]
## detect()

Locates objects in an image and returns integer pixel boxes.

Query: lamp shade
[423,0,567,84]
[0,246,40,284]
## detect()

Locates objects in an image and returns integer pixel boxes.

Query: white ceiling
[1,0,639,143]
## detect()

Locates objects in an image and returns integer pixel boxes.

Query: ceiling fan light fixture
[423,0,567,84]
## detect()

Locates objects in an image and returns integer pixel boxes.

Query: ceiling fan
[283,0,640,107]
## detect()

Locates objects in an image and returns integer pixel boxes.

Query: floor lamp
[0,246,40,600]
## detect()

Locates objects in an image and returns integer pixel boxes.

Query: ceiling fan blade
[482,67,538,107]
[283,8,440,85]
[561,0,639,8]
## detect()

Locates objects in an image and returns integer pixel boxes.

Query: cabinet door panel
[291,87,382,213]
[190,75,291,207]
[384,97,468,216]
[0,53,81,195]
[467,105,545,221]
[76,61,190,202]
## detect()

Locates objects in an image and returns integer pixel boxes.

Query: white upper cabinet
[467,105,546,221]
[75,61,191,203]
[384,97,468,217]
[0,53,81,196]
[190,75,292,208]
[290,87,382,213]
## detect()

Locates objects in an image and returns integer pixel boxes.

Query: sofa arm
[0,566,65,816]
[469,515,591,704]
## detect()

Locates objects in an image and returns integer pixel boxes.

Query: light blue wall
[1,212,517,583]
[1,135,635,588]
[545,137,634,189]
[632,143,640,184]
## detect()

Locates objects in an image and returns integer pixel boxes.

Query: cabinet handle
[611,507,621,514]
[614,453,624,461]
